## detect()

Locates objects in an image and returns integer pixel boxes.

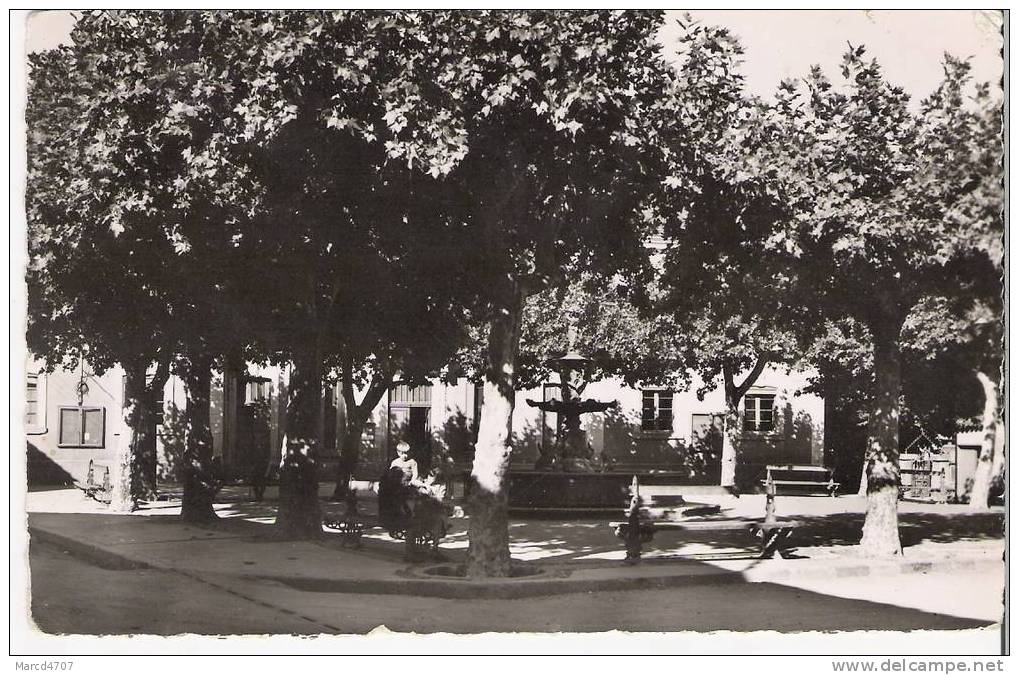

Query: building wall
[24,357,293,486]
[26,358,824,488]
[25,358,129,484]
[355,366,825,484]
[500,367,824,480]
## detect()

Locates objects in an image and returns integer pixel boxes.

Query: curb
[30,527,152,571]
[249,566,745,600]
[739,555,1003,584]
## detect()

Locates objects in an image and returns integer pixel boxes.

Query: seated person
[390,441,425,491]
[379,442,424,533]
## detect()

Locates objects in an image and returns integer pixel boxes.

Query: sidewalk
[25,485,1005,600]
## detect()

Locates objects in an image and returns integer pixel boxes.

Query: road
[27,538,1000,636]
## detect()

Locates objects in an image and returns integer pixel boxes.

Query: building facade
[25,356,823,490]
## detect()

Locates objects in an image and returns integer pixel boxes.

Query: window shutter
[59,408,81,445]
[658,392,673,431]
[759,395,775,432]
[82,408,105,447]
[641,391,656,430]
[25,376,39,425]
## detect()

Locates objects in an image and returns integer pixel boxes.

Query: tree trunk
[990,422,1005,497]
[136,389,159,500]
[332,414,368,500]
[968,371,999,509]
[720,403,740,488]
[275,352,324,538]
[857,456,869,496]
[466,282,525,577]
[139,360,170,498]
[331,372,390,500]
[859,413,877,497]
[719,356,767,489]
[859,330,903,557]
[110,362,152,512]
[180,355,218,524]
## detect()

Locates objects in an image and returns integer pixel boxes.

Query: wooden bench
[75,459,112,504]
[611,476,801,562]
[763,464,839,497]
[324,490,366,547]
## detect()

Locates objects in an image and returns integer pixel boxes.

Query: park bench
[324,489,368,547]
[324,471,450,561]
[763,464,839,497]
[74,459,112,504]
[611,476,801,563]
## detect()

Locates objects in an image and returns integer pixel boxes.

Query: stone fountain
[507,336,727,514]
[507,345,630,512]
[525,349,617,472]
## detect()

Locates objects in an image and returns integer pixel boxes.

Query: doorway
[388,384,433,474]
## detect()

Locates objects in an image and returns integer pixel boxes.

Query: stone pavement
[24,484,1005,600]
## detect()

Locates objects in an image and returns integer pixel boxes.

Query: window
[58,406,105,447]
[26,374,39,426]
[246,380,269,404]
[641,389,673,432]
[25,373,46,433]
[391,383,432,406]
[744,394,776,433]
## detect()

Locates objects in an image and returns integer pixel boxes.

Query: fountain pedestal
[526,349,616,473]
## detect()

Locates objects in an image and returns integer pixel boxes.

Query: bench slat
[611,519,802,531]
[770,479,838,486]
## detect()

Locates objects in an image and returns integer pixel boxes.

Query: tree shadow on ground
[189,489,1006,564]
[35,481,1006,566]
[28,492,1002,632]
[781,511,1004,548]
[29,534,995,635]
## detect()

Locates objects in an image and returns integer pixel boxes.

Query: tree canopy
[26,11,1003,561]
[753,47,1003,553]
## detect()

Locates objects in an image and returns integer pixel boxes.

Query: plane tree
[760,49,1003,555]
[39,10,477,534]
[802,299,1000,500]
[27,12,266,518]
[213,11,481,536]
[212,11,386,537]
[326,181,473,500]
[651,18,806,490]
[898,295,1003,508]
[26,38,179,511]
[372,11,677,576]
[83,12,262,522]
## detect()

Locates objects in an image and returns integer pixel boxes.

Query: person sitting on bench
[392,441,428,510]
